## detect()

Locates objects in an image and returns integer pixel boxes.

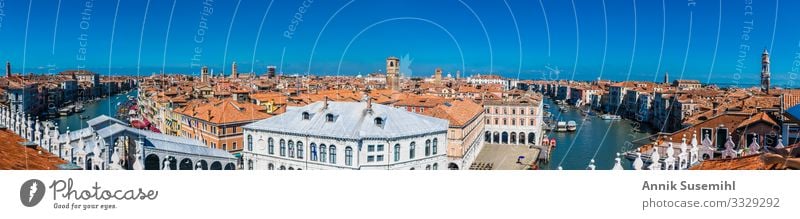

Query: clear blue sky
[0,0,798,85]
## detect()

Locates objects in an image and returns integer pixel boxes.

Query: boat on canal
[73,104,85,113]
[58,105,74,116]
[600,114,621,120]
[566,121,577,131]
[555,121,568,132]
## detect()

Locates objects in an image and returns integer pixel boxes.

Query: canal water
[540,98,652,170]
[51,90,138,133]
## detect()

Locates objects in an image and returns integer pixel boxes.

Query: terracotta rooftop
[0,129,65,170]
[175,98,271,124]
[420,99,483,127]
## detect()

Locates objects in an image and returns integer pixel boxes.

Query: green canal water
[51,90,138,133]
[540,98,652,170]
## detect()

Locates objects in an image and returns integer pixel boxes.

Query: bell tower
[761,49,770,94]
[386,56,400,91]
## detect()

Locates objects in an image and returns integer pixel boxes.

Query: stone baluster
[612,153,624,170]
[586,159,596,170]
[776,135,785,149]
[649,147,661,170]
[633,152,643,170]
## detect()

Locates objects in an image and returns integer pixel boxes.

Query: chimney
[323,96,329,110]
[366,95,373,113]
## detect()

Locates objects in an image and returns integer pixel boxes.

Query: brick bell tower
[761,49,770,94]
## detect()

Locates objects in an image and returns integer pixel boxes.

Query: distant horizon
[4,64,780,87]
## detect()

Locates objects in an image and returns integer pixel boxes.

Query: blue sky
[0,0,798,85]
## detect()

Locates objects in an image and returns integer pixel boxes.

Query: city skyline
[0,0,798,84]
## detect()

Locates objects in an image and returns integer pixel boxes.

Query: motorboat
[58,105,74,116]
[556,121,567,132]
[600,114,621,120]
[566,121,577,131]
[73,104,85,113]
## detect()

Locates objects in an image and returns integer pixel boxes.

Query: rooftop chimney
[323,96,329,110]
[365,95,373,114]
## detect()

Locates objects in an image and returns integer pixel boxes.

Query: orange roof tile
[175,98,271,124]
[0,130,65,170]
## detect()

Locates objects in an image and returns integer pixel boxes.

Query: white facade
[483,98,545,146]
[242,101,449,170]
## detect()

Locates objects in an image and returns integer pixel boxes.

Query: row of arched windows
[486,107,536,115]
[395,138,439,162]
[250,136,354,166]
[247,134,440,167]
[487,117,536,126]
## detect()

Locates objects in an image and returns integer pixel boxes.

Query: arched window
[374,117,383,126]
[426,165,431,170]
[280,139,286,157]
[326,114,334,122]
[288,140,295,158]
[247,159,253,170]
[432,138,438,155]
[297,141,304,159]
[268,163,274,170]
[319,145,327,163]
[279,165,286,170]
[345,147,353,166]
[288,167,294,170]
[393,144,400,162]
[310,143,318,161]
[268,138,274,155]
[409,142,416,159]
[308,143,317,161]
[425,139,431,156]
[329,145,337,164]
[247,135,253,151]
[433,163,438,170]
[302,112,310,120]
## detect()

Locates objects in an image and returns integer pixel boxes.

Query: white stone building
[241,100,449,170]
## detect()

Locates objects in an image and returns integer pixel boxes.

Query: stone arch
[510,132,517,144]
[196,160,208,170]
[179,158,193,170]
[224,163,236,170]
[519,132,526,145]
[492,132,500,144]
[144,154,160,170]
[210,161,222,170]
[528,133,536,144]
[501,132,509,144]
[448,162,459,170]
[86,157,94,170]
[164,156,177,170]
[485,131,491,142]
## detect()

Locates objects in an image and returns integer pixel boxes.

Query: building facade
[482,94,544,146]
[241,100,448,170]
